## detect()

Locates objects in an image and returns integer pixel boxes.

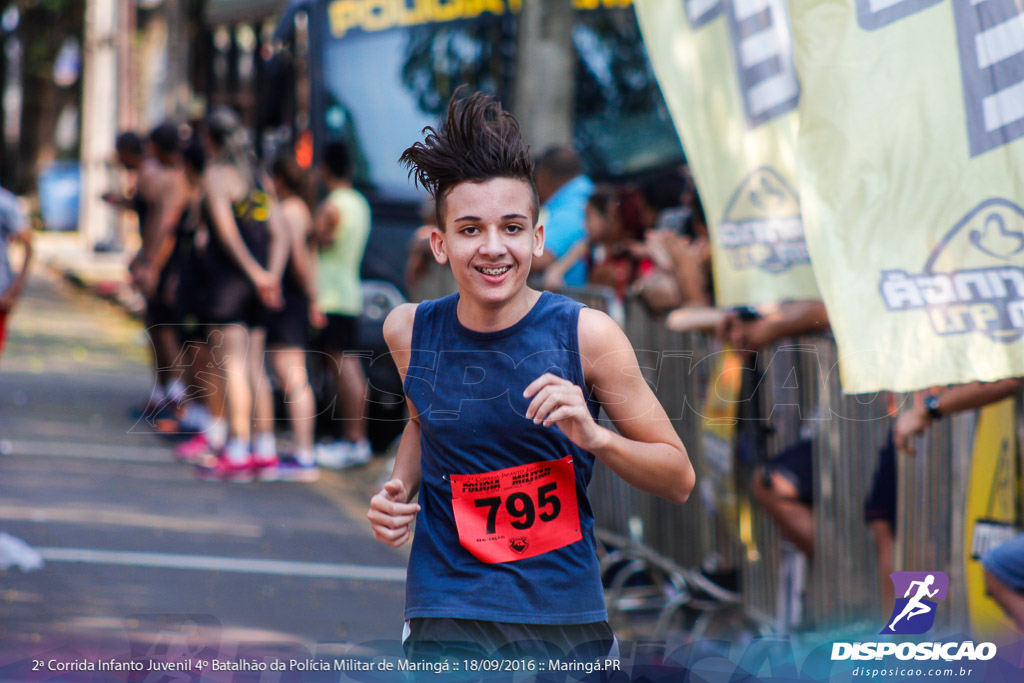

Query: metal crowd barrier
[810,340,891,632]
[560,287,1021,640]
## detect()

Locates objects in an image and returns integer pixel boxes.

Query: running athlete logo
[879,198,1024,343]
[881,571,949,635]
[718,167,810,273]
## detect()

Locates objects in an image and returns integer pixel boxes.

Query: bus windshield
[318,7,683,198]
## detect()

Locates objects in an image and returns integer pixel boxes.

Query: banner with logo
[634,0,821,307]
[790,1,1024,393]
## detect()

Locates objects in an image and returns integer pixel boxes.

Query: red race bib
[450,456,582,564]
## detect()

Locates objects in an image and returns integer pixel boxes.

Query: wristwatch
[924,393,942,420]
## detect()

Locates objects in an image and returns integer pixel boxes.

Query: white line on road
[36,547,407,583]
[0,505,264,537]
[2,439,172,463]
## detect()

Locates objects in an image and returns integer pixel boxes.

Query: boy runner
[367,90,695,661]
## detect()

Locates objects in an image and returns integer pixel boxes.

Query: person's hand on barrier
[666,306,727,332]
[718,314,764,350]
[894,405,931,456]
[736,318,777,349]
[716,309,739,344]
[524,372,604,452]
[368,479,420,548]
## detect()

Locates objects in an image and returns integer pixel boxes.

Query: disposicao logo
[717,166,810,273]
[879,198,1024,343]
[831,570,998,663]
[882,571,948,635]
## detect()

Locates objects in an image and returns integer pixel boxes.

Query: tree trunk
[513,0,575,153]
[17,0,85,193]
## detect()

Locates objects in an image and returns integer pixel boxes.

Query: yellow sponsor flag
[790,1,1024,393]
[635,0,820,307]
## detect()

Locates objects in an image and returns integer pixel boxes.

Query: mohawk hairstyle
[399,87,537,227]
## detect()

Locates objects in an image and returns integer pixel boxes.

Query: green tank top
[317,186,370,315]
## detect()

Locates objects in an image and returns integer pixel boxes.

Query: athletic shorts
[144,261,181,327]
[763,439,814,506]
[200,273,268,330]
[864,436,897,529]
[318,313,358,353]
[267,285,309,348]
[982,533,1024,593]
[402,618,616,662]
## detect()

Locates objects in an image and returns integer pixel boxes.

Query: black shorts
[864,435,897,529]
[763,439,814,506]
[403,618,615,662]
[144,261,181,327]
[267,285,309,348]
[318,313,358,353]
[200,272,268,329]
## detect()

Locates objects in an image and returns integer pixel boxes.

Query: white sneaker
[316,439,372,469]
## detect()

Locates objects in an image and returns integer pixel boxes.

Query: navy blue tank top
[403,291,607,624]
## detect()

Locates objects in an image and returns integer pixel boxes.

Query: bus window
[314,4,681,198]
[320,18,514,200]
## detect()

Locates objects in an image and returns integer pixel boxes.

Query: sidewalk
[25,229,395,513]
[32,230,144,316]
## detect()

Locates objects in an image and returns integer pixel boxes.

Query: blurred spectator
[720,301,828,560]
[0,187,31,357]
[105,130,180,414]
[641,179,712,312]
[872,378,1024,611]
[264,154,320,481]
[313,141,373,469]
[532,146,593,285]
[728,300,1021,618]
[140,122,192,430]
[192,107,286,482]
[405,199,456,302]
[543,185,652,300]
[983,533,1024,634]
[639,167,692,236]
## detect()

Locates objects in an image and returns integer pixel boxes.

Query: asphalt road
[0,268,410,672]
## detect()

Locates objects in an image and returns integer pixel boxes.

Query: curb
[43,258,144,320]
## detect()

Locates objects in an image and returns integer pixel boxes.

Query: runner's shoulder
[383,303,419,352]
[577,306,628,355]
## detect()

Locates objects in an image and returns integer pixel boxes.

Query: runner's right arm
[368,303,422,547]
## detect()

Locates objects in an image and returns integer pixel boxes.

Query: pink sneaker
[254,454,280,482]
[195,455,256,483]
[175,433,216,463]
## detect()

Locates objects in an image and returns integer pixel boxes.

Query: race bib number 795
[450,456,582,564]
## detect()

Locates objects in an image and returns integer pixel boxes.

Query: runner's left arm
[524,307,694,504]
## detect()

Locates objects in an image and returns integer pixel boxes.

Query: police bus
[202,0,683,289]
[200,0,683,447]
